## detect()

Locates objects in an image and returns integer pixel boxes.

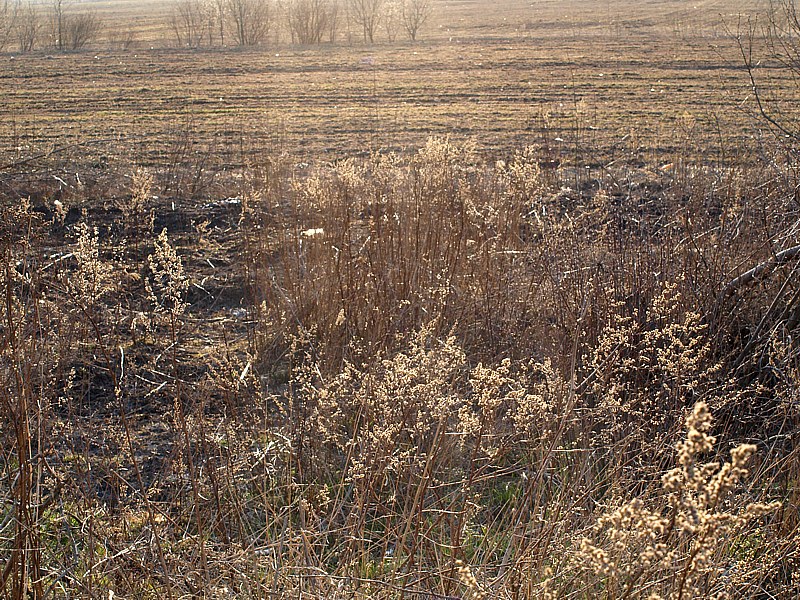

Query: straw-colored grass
[2,1,800,598]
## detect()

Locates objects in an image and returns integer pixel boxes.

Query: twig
[719,244,800,301]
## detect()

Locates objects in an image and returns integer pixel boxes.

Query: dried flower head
[146,228,188,315]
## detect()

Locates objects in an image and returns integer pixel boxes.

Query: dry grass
[2,1,800,598]
[2,139,799,597]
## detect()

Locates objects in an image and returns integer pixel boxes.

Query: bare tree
[0,0,16,50]
[382,0,401,41]
[401,0,431,41]
[348,0,381,43]
[63,11,102,50]
[737,1,800,144]
[51,0,66,50]
[199,0,224,45]
[287,0,336,44]
[213,0,227,45]
[14,1,39,52]
[227,0,271,46]
[327,0,339,41]
[171,0,206,47]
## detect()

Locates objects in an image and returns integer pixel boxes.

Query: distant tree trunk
[327,0,339,42]
[215,0,226,45]
[52,0,65,51]
[383,0,400,42]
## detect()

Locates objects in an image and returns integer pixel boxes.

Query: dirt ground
[0,0,785,188]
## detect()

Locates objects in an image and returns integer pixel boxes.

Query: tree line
[0,0,432,53]
[169,0,432,48]
[0,0,103,53]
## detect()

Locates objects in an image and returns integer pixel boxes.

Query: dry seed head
[456,560,487,600]
[121,167,153,235]
[71,216,113,302]
[678,400,715,470]
[146,228,188,315]
[579,400,780,596]
[53,198,67,224]
[131,167,153,211]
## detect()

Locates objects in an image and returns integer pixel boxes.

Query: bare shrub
[13,0,39,52]
[401,0,431,41]
[47,0,102,51]
[0,0,15,50]
[227,0,271,45]
[106,24,138,50]
[63,11,102,50]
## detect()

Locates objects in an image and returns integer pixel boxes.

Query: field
[1,0,800,598]
[1,0,784,171]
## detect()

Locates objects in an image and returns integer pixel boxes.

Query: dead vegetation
[1,0,800,598]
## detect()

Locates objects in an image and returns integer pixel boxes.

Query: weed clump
[574,401,780,599]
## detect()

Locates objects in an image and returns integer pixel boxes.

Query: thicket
[0,0,102,53]
[1,132,799,597]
